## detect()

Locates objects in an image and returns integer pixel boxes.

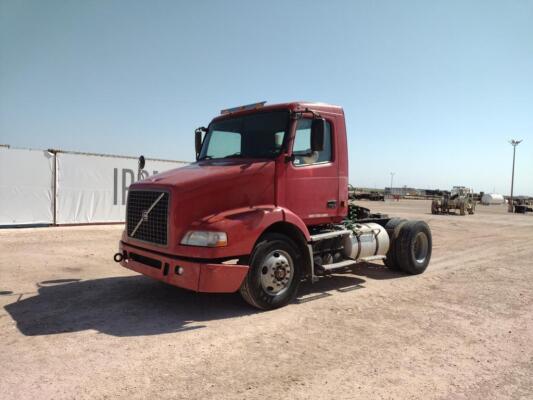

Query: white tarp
[56,152,186,224]
[0,148,55,225]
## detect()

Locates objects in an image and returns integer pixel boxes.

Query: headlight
[180,231,227,247]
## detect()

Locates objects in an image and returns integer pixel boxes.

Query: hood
[130,159,276,224]
[133,159,273,194]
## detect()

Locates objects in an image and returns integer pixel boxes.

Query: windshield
[199,111,289,160]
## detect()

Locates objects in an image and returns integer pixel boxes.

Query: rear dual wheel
[384,218,406,270]
[384,220,432,275]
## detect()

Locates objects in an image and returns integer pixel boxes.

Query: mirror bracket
[284,154,295,163]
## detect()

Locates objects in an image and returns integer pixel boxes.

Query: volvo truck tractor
[114,102,432,310]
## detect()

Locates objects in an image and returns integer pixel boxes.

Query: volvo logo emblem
[141,210,150,221]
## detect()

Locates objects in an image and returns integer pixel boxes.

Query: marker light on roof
[220,101,267,115]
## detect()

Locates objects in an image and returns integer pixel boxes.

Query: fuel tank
[342,223,390,261]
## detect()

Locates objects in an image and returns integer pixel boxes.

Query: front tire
[240,233,302,310]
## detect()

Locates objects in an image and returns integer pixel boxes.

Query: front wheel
[240,233,302,310]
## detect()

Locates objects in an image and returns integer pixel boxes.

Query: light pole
[508,139,522,212]
[390,172,395,197]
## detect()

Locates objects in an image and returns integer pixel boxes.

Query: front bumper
[118,241,249,293]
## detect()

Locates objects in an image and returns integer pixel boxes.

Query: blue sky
[1,0,532,195]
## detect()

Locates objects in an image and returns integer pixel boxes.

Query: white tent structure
[0,147,55,225]
[0,146,188,226]
[481,193,505,205]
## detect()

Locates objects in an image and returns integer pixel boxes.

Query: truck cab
[115,101,432,309]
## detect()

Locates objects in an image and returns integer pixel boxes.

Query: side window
[292,119,332,166]
[205,130,241,158]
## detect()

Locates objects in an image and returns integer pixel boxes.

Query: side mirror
[138,155,145,170]
[195,127,206,159]
[311,118,326,152]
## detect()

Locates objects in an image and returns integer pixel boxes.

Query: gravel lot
[1,200,532,399]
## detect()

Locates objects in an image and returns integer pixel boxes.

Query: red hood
[128,159,276,252]
[132,159,274,197]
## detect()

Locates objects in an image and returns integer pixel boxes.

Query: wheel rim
[413,232,429,263]
[260,250,294,296]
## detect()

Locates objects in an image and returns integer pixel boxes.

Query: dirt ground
[1,200,532,400]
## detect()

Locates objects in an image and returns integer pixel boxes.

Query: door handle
[327,200,337,209]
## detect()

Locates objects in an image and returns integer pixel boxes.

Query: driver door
[283,117,339,225]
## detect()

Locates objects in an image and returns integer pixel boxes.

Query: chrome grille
[126,190,169,246]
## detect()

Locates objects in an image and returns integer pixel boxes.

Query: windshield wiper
[198,155,213,161]
[223,153,243,159]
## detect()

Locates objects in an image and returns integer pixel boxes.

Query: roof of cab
[211,101,344,122]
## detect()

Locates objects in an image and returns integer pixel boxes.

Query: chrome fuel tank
[342,223,390,261]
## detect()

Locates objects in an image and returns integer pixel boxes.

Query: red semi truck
[114,101,432,309]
